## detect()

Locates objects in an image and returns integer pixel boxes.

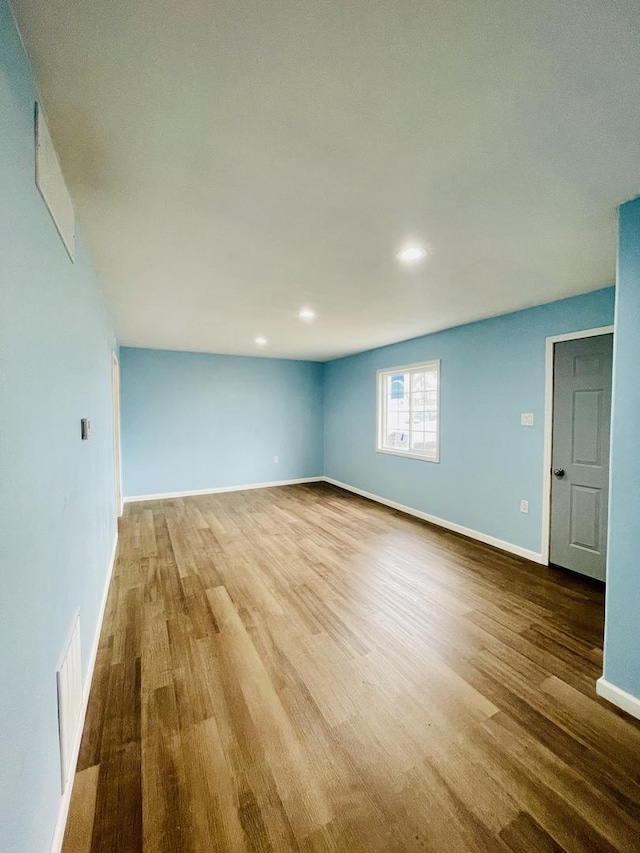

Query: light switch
[520,413,534,426]
[81,418,91,440]
[520,499,529,514]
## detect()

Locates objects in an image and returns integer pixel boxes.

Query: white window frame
[376,360,440,463]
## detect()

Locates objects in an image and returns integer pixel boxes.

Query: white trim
[324,477,544,564]
[375,447,439,463]
[111,352,123,518]
[541,325,615,564]
[543,326,614,346]
[376,360,441,464]
[123,476,324,503]
[50,531,119,853]
[596,677,640,722]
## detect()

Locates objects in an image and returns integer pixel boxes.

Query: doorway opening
[112,352,123,517]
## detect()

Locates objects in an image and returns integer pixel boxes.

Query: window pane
[410,430,426,451]
[386,430,409,449]
[424,370,438,390]
[387,410,407,431]
[389,374,408,399]
[411,372,425,393]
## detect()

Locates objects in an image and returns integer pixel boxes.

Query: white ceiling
[11,0,640,361]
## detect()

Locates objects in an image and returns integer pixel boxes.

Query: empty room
[3,1,640,851]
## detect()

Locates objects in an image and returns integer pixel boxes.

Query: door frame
[111,351,123,517]
[540,325,614,565]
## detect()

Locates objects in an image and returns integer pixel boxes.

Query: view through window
[377,361,440,461]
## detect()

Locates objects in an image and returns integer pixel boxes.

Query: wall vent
[56,612,83,792]
[34,102,75,262]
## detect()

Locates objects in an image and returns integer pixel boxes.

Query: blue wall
[120,347,324,497]
[603,197,640,699]
[324,288,615,556]
[0,3,117,851]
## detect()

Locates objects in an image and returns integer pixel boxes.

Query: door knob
[553,468,565,478]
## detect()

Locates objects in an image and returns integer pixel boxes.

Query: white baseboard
[123,476,324,503]
[50,529,119,853]
[323,477,545,564]
[596,677,640,722]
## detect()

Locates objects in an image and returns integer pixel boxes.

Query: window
[377,360,440,462]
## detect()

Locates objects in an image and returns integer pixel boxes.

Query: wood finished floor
[63,483,640,853]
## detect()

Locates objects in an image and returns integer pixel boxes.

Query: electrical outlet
[274,456,279,463]
[520,499,529,514]
[520,413,534,426]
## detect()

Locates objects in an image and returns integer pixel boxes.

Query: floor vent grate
[56,612,83,792]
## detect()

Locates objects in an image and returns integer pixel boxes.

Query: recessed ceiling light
[396,246,427,263]
[298,308,316,320]
[255,336,267,345]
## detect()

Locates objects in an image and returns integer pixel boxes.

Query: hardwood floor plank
[141,682,193,853]
[90,740,142,853]
[500,812,565,853]
[207,584,333,841]
[63,483,640,852]
[61,765,100,853]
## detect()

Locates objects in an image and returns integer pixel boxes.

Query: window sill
[376,447,440,464]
